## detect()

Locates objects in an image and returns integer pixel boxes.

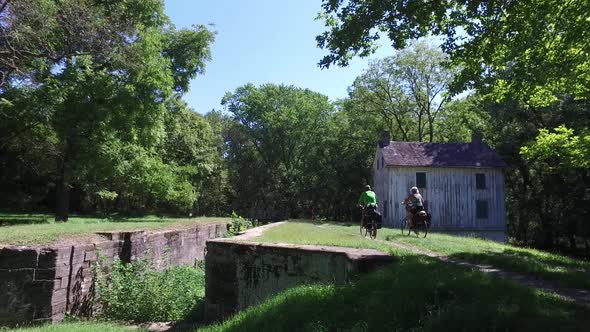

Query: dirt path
[232,221,288,240]
[380,238,590,306]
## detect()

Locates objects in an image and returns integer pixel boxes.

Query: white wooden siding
[374,166,506,231]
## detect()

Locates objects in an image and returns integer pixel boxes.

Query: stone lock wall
[0,223,226,326]
[204,240,395,321]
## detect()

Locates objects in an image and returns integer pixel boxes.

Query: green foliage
[317,0,590,106]
[0,0,216,218]
[434,96,490,143]
[521,125,590,170]
[222,83,334,218]
[348,41,455,142]
[94,257,206,322]
[226,212,253,235]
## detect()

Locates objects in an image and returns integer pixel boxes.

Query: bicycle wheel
[422,219,429,238]
[369,221,377,239]
[404,219,412,236]
[400,218,406,235]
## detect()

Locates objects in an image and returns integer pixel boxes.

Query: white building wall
[375,166,506,233]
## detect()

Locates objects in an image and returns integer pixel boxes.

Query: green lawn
[0,213,229,246]
[252,220,409,256]
[199,255,590,332]
[379,228,590,290]
[255,221,590,290]
[2,321,145,332]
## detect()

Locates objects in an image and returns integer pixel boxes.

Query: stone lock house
[373,131,507,241]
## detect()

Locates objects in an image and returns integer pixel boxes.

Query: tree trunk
[55,147,72,222]
[55,165,70,221]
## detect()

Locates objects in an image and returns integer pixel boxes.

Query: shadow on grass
[0,214,52,226]
[288,218,359,227]
[381,232,590,290]
[199,256,590,332]
[0,212,189,226]
[449,249,590,290]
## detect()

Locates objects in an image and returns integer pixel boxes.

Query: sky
[164,0,395,114]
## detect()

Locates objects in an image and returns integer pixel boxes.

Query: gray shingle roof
[381,141,507,168]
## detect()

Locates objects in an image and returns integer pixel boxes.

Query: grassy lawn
[256,221,590,290]
[199,254,590,332]
[378,228,590,290]
[2,321,145,332]
[0,213,229,247]
[252,220,409,256]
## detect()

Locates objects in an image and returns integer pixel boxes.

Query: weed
[93,257,205,322]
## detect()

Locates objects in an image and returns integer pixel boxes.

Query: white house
[373,131,507,241]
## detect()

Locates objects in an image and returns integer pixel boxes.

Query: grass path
[381,237,590,306]
[254,221,590,306]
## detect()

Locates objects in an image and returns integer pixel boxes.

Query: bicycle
[400,204,430,238]
[359,206,378,239]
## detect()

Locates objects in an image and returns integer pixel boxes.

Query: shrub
[94,258,205,322]
[226,211,253,235]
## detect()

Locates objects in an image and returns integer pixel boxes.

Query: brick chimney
[471,131,483,145]
[379,130,391,148]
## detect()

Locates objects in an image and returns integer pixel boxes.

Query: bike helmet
[410,186,419,194]
[365,185,371,191]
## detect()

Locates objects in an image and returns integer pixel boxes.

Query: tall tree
[222,84,333,218]
[349,41,454,142]
[0,0,215,220]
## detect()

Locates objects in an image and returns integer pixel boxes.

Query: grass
[0,213,229,246]
[2,321,146,332]
[5,220,590,331]
[379,228,590,290]
[199,255,590,332]
[253,220,408,256]
[255,221,590,290]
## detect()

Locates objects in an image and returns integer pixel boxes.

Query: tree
[0,0,215,220]
[0,0,168,86]
[434,95,490,143]
[348,41,454,142]
[222,84,333,218]
[317,0,590,105]
[520,125,590,250]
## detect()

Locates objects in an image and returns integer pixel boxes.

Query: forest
[1,0,589,255]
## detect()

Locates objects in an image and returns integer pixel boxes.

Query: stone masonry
[0,223,226,326]
[204,239,395,321]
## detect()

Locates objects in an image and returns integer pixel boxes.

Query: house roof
[380,141,507,168]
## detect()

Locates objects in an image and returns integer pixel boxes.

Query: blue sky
[164,0,394,114]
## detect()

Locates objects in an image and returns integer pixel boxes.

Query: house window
[476,200,488,219]
[416,172,426,188]
[476,173,486,189]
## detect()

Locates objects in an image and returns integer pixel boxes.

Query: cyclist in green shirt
[358,185,378,207]
[358,185,380,228]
